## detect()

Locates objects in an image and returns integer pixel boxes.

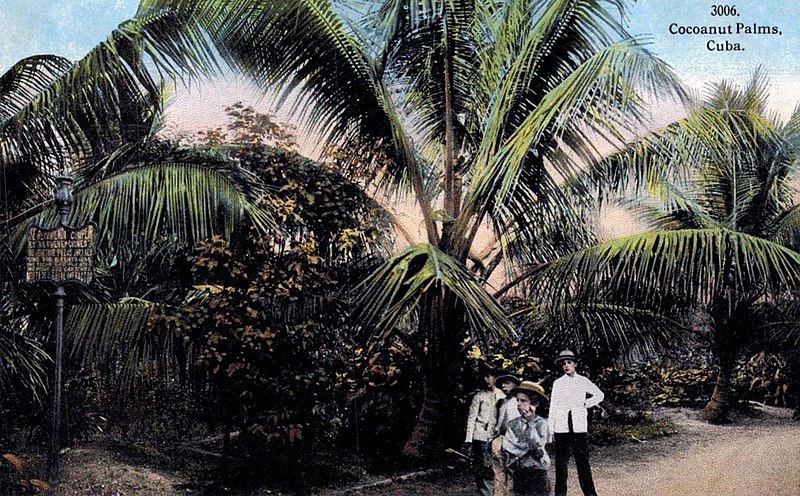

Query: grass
[590,418,677,446]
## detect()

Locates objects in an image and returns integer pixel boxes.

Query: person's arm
[534,418,549,449]
[465,394,479,443]
[547,381,560,441]
[584,377,605,409]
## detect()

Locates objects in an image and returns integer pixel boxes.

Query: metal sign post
[25,172,95,490]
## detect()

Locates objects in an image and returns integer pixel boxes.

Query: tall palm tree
[564,71,800,422]
[132,0,689,456]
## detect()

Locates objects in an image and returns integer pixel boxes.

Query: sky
[2,0,798,243]
[1,0,798,129]
[628,1,800,123]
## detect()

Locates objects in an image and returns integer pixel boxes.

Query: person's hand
[546,432,554,444]
[463,442,472,454]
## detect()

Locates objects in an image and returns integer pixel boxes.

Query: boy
[548,350,604,496]
[502,380,550,496]
[465,367,502,495]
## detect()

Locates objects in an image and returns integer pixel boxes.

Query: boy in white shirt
[548,350,604,496]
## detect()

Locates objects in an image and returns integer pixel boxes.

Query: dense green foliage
[579,72,800,421]
[2,2,800,493]
[132,0,692,455]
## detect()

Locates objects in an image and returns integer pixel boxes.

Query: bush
[648,364,715,407]
[736,351,798,408]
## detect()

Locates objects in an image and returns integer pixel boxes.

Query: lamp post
[49,171,74,487]
[26,169,95,491]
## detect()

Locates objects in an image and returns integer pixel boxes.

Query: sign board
[26,224,96,284]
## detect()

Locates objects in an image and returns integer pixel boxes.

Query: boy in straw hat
[502,380,550,496]
[548,350,604,496]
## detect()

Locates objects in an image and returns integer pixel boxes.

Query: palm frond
[0,8,217,218]
[65,298,176,389]
[0,326,49,406]
[526,228,800,314]
[463,39,684,242]
[353,242,515,346]
[512,300,684,364]
[13,162,276,260]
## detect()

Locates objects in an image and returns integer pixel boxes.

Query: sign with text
[26,224,96,284]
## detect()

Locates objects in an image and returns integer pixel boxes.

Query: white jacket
[495,396,520,436]
[547,373,604,434]
[465,388,503,442]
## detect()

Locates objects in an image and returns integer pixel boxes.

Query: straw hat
[512,380,548,403]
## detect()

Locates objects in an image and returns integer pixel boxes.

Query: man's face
[562,359,576,375]
[484,373,496,389]
[500,380,516,395]
[516,392,537,417]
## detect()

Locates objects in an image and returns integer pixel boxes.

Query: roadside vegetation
[0,0,799,494]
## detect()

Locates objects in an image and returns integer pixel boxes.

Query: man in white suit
[548,350,604,496]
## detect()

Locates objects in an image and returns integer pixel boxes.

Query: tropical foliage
[4,4,800,490]
[576,71,800,421]
[130,0,694,456]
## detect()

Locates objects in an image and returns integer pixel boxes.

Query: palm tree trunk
[402,290,464,460]
[402,380,446,459]
[705,253,738,423]
[703,353,735,423]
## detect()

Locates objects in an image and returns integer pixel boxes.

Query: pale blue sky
[1,0,798,127]
[630,1,800,81]
[0,1,139,74]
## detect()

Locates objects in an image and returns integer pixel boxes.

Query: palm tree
[0,10,275,406]
[131,0,689,456]
[565,71,800,422]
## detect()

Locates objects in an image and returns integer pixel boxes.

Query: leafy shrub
[648,364,715,407]
[592,364,653,422]
[736,351,798,408]
[349,341,422,453]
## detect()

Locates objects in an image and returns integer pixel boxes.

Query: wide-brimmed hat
[512,380,548,403]
[554,349,579,364]
[495,374,520,388]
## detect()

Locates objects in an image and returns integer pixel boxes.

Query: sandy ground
[593,406,800,496]
[55,405,800,495]
[58,448,188,496]
[330,405,800,496]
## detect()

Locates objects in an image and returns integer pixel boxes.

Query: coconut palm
[563,71,800,422]
[0,10,275,404]
[127,0,694,456]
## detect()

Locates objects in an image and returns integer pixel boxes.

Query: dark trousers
[554,432,597,496]
[513,467,550,496]
[471,440,492,496]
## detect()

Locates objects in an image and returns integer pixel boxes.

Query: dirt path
[597,426,800,495]
[332,405,800,496]
[592,406,800,496]
[56,405,800,495]
[58,447,189,496]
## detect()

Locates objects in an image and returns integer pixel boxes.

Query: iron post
[48,171,73,490]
